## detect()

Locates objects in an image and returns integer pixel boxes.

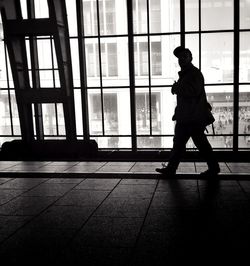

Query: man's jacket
[172,63,214,125]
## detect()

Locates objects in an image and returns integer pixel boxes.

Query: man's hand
[171,81,179,95]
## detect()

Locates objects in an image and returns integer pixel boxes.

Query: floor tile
[129,162,161,173]
[110,184,156,198]
[226,162,250,173]
[35,165,75,173]
[0,196,59,215]
[0,178,47,190]
[61,246,132,266]
[63,165,102,173]
[0,189,25,205]
[73,216,144,248]
[94,197,151,218]
[74,178,120,190]
[55,189,109,207]
[0,178,13,185]
[46,161,79,166]
[120,179,158,185]
[23,183,76,197]
[0,160,249,266]
[97,162,135,172]
[45,178,84,184]
[0,215,32,242]
[0,227,76,264]
[28,205,95,229]
[150,191,200,209]
[157,179,198,192]
[195,162,230,173]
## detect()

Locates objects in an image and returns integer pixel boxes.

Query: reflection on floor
[0,161,250,265]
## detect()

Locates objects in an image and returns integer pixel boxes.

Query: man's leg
[191,125,220,174]
[156,123,190,174]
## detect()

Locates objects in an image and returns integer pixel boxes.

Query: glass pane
[37,39,52,69]
[25,40,31,70]
[65,0,77,37]
[149,0,161,33]
[42,104,57,135]
[35,0,49,18]
[83,0,98,36]
[205,85,233,136]
[133,0,180,34]
[54,70,60,88]
[134,36,149,86]
[137,136,173,148]
[101,37,129,86]
[85,38,100,87]
[151,35,180,86]
[136,87,175,135]
[32,104,36,138]
[136,88,150,135]
[40,70,54,87]
[139,41,148,76]
[208,136,233,149]
[185,34,199,68]
[92,136,131,148]
[6,50,14,88]
[51,40,58,68]
[74,89,83,136]
[88,88,131,136]
[10,91,21,135]
[239,136,250,149]
[88,89,102,135]
[201,0,233,30]
[239,86,250,142]
[240,32,250,82]
[104,89,131,135]
[240,0,250,29]
[0,90,11,134]
[20,0,28,19]
[0,42,7,88]
[161,0,180,32]
[99,0,127,35]
[201,33,233,84]
[151,40,162,76]
[133,0,147,34]
[155,88,175,135]
[70,39,80,87]
[56,103,65,135]
[185,0,199,31]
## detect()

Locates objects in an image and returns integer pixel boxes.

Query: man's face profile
[177,51,192,68]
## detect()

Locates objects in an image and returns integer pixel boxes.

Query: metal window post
[76,0,90,140]
[127,0,137,151]
[233,0,240,152]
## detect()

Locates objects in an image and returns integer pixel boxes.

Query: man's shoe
[200,168,220,177]
[155,167,176,177]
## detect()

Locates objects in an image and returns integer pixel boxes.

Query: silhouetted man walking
[156,46,220,177]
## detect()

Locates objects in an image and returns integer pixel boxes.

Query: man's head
[173,46,193,68]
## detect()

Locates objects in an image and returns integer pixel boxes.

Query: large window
[0,0,250,150]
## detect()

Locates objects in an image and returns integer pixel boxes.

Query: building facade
[0,0,250,151]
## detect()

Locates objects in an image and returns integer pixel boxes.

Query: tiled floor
[0,161,250,265]
[0,160,250,177]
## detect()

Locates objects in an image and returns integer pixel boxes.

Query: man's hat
[173,46,192,58]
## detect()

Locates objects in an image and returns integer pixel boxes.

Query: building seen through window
[0,0,250,150]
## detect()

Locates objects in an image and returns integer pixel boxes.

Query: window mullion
[146,0,152,135]
[77,0,90,140]
[233,0,240,152]
[96,0,105,135]
[127,0,137,151]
